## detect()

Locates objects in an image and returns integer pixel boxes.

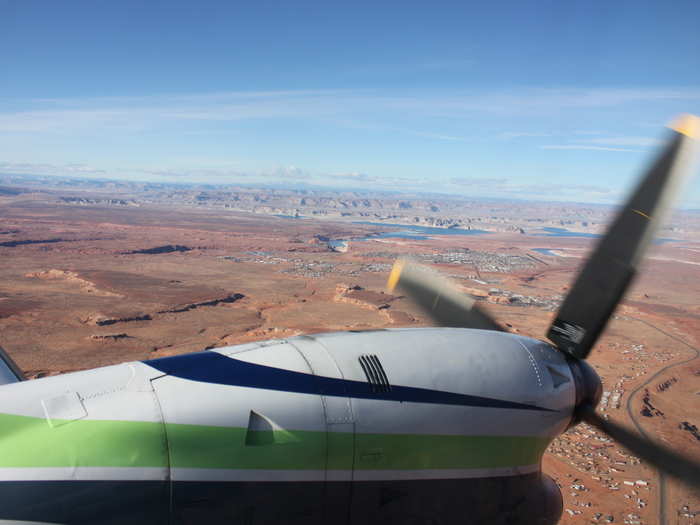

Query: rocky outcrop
[128,245,193,255]
[90,333,132,341]
[679,421,700,441]
[640,389,664,418]
[158,293,245,314]
[25,269,123,297]
[86,293,245,328]
[95,314,152,326]
[333,284,410,324]
[2,238,66,248]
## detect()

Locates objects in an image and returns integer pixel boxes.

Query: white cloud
[539,134,665,152]
[340,59,475,77]
[0,161,107,176]
[143,168,249,179]
[262,166,309,180]
[506,183,612,195]
[572,130,606,136]
[400,129,471,142]
[331,172,375,182]
[450,177,508,187]
[499,131,552,139]
[2,87,699,134]
[581,136,663,147]
[0,109,132,133]
[540,145,642,152]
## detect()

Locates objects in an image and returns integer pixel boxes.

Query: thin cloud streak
[448,176,612,196]
[500,131,552,139]
[2,87,699,134]
[540,145,643,152]
[581,136,663,147]
[450,177,508,186]
[0,161,107,176]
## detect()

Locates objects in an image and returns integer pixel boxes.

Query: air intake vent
[358,355,391,393]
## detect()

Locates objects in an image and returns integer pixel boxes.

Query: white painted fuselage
[0,328,572,524]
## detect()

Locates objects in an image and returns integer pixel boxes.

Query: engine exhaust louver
[358,355,391,393]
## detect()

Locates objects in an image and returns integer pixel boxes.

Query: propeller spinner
[387,114,700,490]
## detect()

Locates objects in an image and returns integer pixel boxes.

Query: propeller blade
[547,115,699,359]
[580,405,700,490]
[387,258,503,331]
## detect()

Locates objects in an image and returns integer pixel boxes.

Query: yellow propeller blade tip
[669,113,699,138]
[387,259,406,292]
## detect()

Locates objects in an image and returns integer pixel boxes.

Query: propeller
[387,259,503,331]
[387,114,700,489]
[547,114,700,359]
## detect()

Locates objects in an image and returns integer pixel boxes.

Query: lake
[535,227,600,238]
[353,221,490,240]
[532,248,561,257]
[535,227,678,245]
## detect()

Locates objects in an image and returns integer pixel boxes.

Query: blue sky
[1,1,700,206]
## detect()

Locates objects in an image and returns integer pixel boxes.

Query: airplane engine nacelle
[0,327,576,525]
[541,473,565,525]
[146,327,576,524]
[507,473,563,525]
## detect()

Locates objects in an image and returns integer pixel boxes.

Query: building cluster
[224,245,548,281]
[223,250,396,279]
[619,342,680,365]
[679,505,698,522]
[417,249,539,273]
[361,249,540,274]
[599,378,625,412]
[546,335,697,525]
[550,422,641,481]
[558,471,650,522]
[483,287,561,310]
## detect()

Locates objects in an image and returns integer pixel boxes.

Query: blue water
[277,216,680,246]
[359,232,430,241]
[532,248,560,257]
[536,227,600,238]
[353,221,490,240]
[653,237,680,245]
[536,227,678,245]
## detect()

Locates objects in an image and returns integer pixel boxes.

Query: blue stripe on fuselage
[144,351,552,411]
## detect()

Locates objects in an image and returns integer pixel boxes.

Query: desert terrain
[0,177,698,524]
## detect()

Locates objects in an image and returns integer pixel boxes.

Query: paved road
[623,316,700,525]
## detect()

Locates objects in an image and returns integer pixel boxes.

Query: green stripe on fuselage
[352,433,548,470]
[0,413,166,468]
[0,413,549,470]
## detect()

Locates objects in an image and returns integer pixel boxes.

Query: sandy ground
[0,199,698,524]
